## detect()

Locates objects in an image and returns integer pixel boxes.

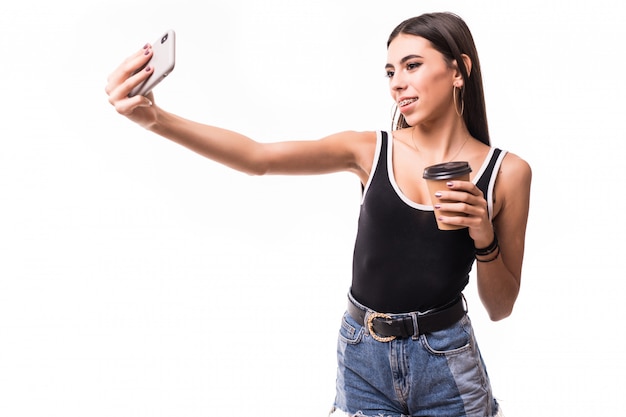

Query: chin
[402,115,423,128]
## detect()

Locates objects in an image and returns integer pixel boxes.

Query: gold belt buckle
[366,312,396,343]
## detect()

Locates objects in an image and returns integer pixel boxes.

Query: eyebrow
[385,54,423,69]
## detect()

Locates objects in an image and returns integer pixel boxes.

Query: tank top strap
[379,131,389,169]
[476,147,507,220]
[361,131,389,196]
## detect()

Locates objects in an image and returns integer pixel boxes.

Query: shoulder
[322,130,379,157]
[493,151,532,217]
[324,130,379,181]
[499,151,532,187]
[323,130,378,144]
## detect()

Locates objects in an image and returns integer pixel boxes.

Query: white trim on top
[360,130,383,204]
[387,132,497,212]
[487,149,508,220]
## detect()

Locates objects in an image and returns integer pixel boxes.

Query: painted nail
[434,192,442,198]
[143,43,150,49]
[145,66,152,72]
[434,204,441,209]
[447,182,453,187]
[144,48,150,55]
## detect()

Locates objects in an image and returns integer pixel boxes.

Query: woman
[106,12,531,417]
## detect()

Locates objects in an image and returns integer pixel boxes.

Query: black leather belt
[347,295,466,342]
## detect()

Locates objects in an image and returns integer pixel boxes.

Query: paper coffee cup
[423,161,472,230]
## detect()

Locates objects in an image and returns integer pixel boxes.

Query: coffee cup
[422,161,472,230]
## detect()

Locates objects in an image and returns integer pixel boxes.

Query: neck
[411,117,471,162]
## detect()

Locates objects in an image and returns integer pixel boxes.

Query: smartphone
[129,30,176,97]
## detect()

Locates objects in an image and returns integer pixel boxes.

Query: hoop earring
[453,86,465,117]
[391,102,410,130]
[391,102,399,130]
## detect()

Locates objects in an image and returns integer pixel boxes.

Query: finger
[434,189,474,204]
[437,214,470,228]
[112,93,152,116]
[446,180,482,196]
[107,64,154,105]
[105,45,153,95]
[437,201,485,218]
[437,206,489,228]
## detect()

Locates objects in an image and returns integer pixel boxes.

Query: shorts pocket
[338,311,364,345]
[421,315,472,355]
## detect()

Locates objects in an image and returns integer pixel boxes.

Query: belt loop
[363,310,372,336]
[409,312,419,340]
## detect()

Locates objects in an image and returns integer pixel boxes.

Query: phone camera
[161,33,169,44]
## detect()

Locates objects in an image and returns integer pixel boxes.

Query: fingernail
[143,43,149,49]
[434,204,441,209]
[446,182,453,187]
[434,192,442,198]
[144,48,150,55]
[145,66,152,72]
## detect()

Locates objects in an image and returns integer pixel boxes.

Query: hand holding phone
[129,30,176,97]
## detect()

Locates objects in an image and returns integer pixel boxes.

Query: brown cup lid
[422,161,472,180]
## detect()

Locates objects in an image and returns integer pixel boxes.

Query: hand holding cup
[423,161,472,230]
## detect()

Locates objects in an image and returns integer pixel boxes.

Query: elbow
[488,308,512,322]
[240,147,271,176]
[218,162,266,177]
[242,165,268,177]
[486,301,515,322]
[229,153,270,176]
[480,276,521,322]
[481,293,517,321]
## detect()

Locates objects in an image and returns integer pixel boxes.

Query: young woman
[106,12,531,417]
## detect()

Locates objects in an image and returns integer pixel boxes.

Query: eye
[407,62,422,70]
[385,70,395,78]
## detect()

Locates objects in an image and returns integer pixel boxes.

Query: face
[386,34,460,127]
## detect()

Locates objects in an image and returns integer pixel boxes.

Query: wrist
[144,106,167,132]
[475,232,498,258]
[476,245,500,263]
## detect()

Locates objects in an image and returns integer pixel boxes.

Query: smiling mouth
[398,98,418,107]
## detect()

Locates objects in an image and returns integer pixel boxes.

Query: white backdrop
[1,1,624,416]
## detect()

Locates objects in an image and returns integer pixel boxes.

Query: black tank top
[351,131,506,313]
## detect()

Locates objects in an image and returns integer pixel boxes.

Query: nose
[389,71,407,94]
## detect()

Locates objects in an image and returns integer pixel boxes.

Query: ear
[452,54,472,88]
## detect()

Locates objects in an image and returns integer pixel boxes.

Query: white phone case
[130,30,176,97]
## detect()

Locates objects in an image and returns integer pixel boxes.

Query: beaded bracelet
[475,233,499,257]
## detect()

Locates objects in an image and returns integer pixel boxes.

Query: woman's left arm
[473,154,532,320]
[436,153,532,320]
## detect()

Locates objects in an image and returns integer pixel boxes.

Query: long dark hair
[388,12,490,146]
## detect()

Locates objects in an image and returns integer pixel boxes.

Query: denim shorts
[330,293,500,417]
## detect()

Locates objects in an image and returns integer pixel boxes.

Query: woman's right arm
[105,45,375,180]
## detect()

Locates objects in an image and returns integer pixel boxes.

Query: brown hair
[388,12,490,146]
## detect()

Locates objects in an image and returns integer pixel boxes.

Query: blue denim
[332,293,499,417]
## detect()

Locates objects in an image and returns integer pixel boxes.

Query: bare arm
[105,45,375,180]
[148,110,372,177]
[474,154,531,320]
[434,153,532,320]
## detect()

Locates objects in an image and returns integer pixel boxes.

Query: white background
[1,1,624,416]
